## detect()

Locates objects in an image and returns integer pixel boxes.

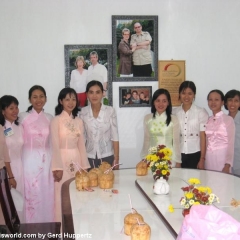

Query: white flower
[150,162,154,167]
[148,147,157,154]
[155,163,159,166]
[189,199,194,205]
[180,198,186,205]
[208,194,215,203]
[184,203,190,209]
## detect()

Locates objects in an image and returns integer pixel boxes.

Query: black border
[112,15,158,82]
[119,86,152,108]
[64,44,113,105]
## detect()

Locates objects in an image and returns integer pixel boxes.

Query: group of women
[1,79,239,225]
[141,81,240,176]
[0,80,119,224]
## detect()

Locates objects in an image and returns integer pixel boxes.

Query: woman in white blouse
[141,89,181,167]
[70,56,88,107]
[79,80,119,169]
[173,81,209,169]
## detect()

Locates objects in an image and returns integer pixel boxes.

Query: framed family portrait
[112,15,158,82]
[64,44,113,105]
[119,86,152,108]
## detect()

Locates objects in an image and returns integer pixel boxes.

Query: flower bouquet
[145,145,172,181]
[168,178,220,216]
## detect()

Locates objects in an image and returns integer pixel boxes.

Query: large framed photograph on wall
[64,45,113,105]
[112,15,158,82]
[119,86,152,108]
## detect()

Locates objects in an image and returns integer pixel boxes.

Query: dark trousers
[181,151,201,169]
[88,155,114,170]
[133,64,152,77]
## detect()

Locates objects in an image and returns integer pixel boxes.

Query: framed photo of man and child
[112,15,158,82]
[64,44,113,105]
[119,86,152,108]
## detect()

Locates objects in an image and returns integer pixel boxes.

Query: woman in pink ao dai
[205,90,235,173]
[51,87,89,222]
[19,86,54,223]
[0,95,24,221]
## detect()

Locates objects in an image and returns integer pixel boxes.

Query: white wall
[1,0,240,168]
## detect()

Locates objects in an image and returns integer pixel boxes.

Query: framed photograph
[112,15,158,82]
[64,44,113,105]
[119,86,152,108]
[158,60,186,106]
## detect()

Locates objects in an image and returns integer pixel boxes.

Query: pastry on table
[124,210,144,235]
[98,171,114,189]
[88,171,98,187]
[75,171,90,191]
[89,167,102,177]
[99,161,112,172]
[130,222,151,240]
[136,160,148,176]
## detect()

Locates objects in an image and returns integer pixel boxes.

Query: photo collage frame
[64,15,158,107]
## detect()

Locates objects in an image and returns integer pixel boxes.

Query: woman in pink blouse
[79,80,119,170]
[205,90,235,173]
[0,95,24,221]
[19,85,54,223]
[51,87,89,222]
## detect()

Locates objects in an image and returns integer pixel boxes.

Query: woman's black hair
[207,89,224,101]
[151,89,172,126]
[224,89,240,111]
[55,87,79,118]
[178,81,196,99]
[0,95,19,126]
[86,80,103,93]
[27,85,46,112]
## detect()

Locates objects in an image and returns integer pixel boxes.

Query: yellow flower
[196,186,205,192]
[193,201,200,205]
[185,192,194,199]
[145,154,152,160]
[188,178,201,185]
[168,204,174,213]
[205,187,212,194]
[146,155,159,162]
[162,170,167,175]
[162,148,172,157]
